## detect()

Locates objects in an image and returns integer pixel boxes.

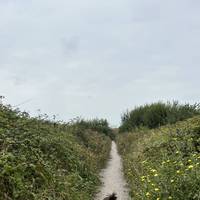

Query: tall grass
[119,101,200,132]
[117,117,200,199]
[0,102,111,200]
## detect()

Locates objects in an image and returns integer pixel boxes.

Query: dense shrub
[117,117,200,200]
[119,101,200,132]
[68,118,115,139]
[0,102,111,200]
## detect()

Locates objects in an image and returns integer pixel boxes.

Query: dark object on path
[103,193,117,200]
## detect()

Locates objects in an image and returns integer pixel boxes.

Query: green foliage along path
[119,101,200,132]
[2,99,200,200]
[0,103,112,200]
[117,116,200,199]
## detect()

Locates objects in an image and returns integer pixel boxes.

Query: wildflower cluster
[117,116,200,199]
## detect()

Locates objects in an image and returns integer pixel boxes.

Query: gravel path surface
[95,141,130,200]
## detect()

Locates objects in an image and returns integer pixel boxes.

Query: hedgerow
[0,102,111,200]
[119,101,200,132]
[117,117,200,199]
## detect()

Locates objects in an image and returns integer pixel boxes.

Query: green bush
[117,117,200,200]
[0,103,111,200]
[119,101,200,132]
[68,118,115,139]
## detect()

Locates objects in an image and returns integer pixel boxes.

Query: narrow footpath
[95,141,130,200]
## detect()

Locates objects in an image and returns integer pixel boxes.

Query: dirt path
[95,141,130,200]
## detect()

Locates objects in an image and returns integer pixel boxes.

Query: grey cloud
[0,0,200,125]
[61,36,80,58]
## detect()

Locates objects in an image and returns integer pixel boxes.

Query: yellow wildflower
[176,170,181,174]
[155,188,159,192]
[146,192,150,197]
[188,165,194,169]
[154,173,158,177]
[141,176,146,182]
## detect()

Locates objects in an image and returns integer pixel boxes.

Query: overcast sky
[0,0,200,126]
